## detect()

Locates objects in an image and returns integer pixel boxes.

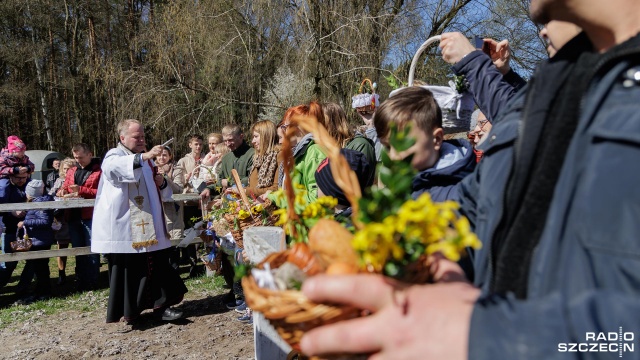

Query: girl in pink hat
[0,135,35,179]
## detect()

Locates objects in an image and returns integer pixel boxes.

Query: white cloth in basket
[389,83,475,132]
[351,93,380,109]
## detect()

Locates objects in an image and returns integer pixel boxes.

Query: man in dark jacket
[200,124,254,199]
[0,173,29,288]
[296,1,640,359]
[57,143,102,291]
[45,158,60,193]
[199,124,254,309]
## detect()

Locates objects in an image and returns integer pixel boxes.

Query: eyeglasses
[467,120,491,140]
[10,176,28,181]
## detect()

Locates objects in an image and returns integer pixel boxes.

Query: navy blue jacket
[458,33,640,359]
[0,177,29,234]
[22,194,55,247]
[452,50,526,123]
[411,139,475,202]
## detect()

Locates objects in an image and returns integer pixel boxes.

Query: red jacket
[60,160,102,220]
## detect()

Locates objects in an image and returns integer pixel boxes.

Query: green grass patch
[0,245,229,330]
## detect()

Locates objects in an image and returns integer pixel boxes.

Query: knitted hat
[315,149,375,206]
[25,179,44,198]
[7,135,26,152]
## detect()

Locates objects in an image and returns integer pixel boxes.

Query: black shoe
[188,265,205,278]
[15,295,36,305]
[221,291,235,304]
[158,308,183,321]
[57,270,66,285]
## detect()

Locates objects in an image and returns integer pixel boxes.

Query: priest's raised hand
[142,145,164,161]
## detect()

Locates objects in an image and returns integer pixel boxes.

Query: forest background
[0,0,546,158]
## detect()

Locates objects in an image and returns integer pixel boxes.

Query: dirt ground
[0,282,255,360]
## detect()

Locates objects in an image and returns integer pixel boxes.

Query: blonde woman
[226,120,280,198]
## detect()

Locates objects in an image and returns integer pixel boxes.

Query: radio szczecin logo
[558,327,635,357]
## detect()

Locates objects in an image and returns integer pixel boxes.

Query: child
[373,86,476,202]
[0,136,35,179]
[17,180,55,303]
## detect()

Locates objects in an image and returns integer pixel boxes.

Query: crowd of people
[1,0,639,357]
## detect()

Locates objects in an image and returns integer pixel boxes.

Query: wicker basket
[391,35,475,134]
[351,78,379,114]
[224,200,278,249]
[223,169,278,249]
[201,250,223,275]
[243,251,362,353]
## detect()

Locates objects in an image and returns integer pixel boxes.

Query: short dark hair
[374,87,442,143]
[72,143,92,154]
[188,134,204,143]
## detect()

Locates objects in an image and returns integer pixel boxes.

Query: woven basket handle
[358,78,375,94]
[231,169,252,213]
[408,35,441,87]
[16,226,28,238]
[191,164,213,178]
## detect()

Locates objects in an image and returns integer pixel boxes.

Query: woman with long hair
[227,120,280,197]
[321,102,376,166]
[279,101,327,203]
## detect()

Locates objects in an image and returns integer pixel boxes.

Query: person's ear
[119,134,125,143]
[433,128,444,150]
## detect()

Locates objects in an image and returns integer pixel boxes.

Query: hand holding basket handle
[11,227,32,252]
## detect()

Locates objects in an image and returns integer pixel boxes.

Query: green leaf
[380,150,393,168]
[384,262,400,277]
[234,263,253,281]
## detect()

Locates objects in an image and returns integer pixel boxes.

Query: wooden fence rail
[0,193,202,262]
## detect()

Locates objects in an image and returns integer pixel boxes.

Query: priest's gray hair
[117,119,142,136]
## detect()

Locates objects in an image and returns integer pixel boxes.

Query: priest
[92,118,187,324]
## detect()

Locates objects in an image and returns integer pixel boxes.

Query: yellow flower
[302,203,325,219]
[251,204,264,215]
[426,242,461,262]
[273,208,287,226]
[315,196,338,209]
[237,209,251,220]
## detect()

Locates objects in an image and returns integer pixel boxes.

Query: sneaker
[237,311,252,323]
[225,299,244,310]
[234,302,248,313]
